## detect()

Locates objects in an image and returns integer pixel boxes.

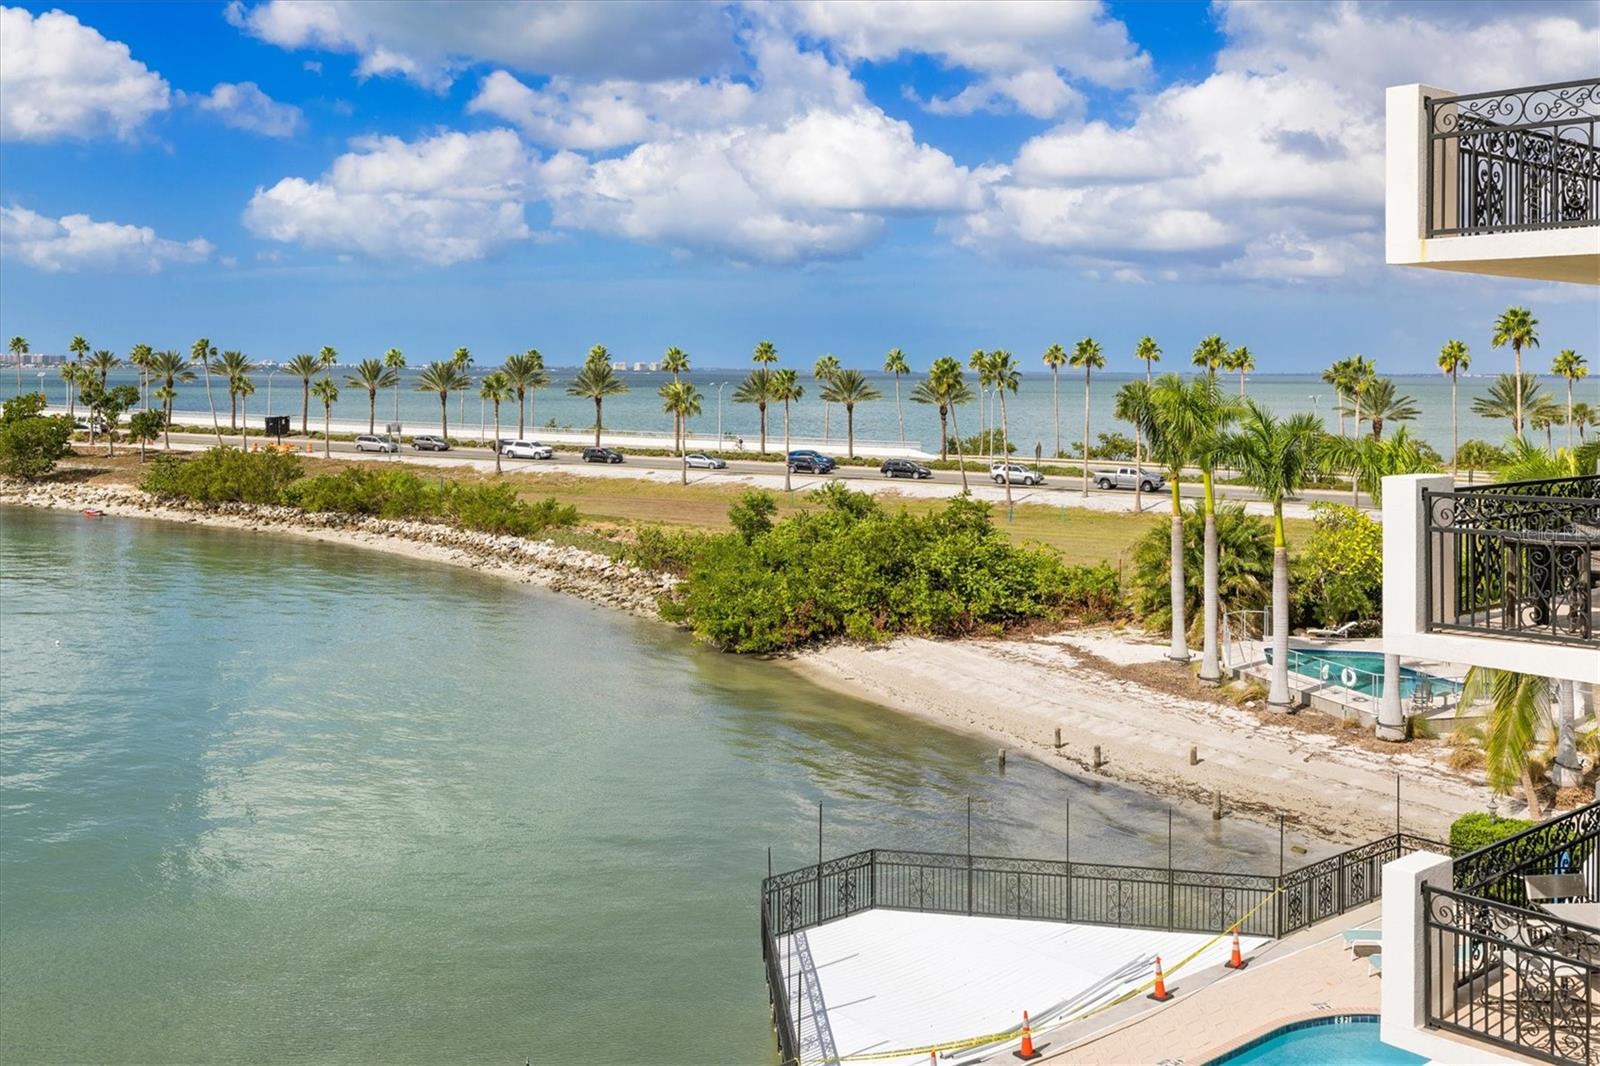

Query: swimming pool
[1205,1015,1425,1064]
[1265,648,1462,700]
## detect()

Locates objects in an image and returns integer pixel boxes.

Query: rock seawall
[0,479,676,617]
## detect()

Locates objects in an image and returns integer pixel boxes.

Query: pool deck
[773,911,1270,1066]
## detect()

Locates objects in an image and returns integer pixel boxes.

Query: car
[989,461,1043,486]
[411,434,450,452]
[787,449,837,474]
[354,434,399,453]
[582,447,624,463]
[1092,465,1164,492]
[684,452,727,469]
[503,439,554,460]
[879,458,932,479]
[73,416,109,433]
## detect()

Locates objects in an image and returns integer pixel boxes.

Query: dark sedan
[582,447,624,463]
[880,458,932,479]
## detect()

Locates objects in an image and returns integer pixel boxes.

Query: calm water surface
[1,507,1320,1064]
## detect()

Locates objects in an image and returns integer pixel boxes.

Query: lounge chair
[1367,954,1383,975]
[1342,928,1381,950]
[1307,620,1360,639]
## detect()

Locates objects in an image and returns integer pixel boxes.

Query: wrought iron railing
[758,832,1447,1062]
[1424,885,1600,1064]
[1426,79,1600,238]
[1455,802,1600,904]
[1422,476,1600,647]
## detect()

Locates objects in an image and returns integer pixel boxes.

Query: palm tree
[311,377,339,458]
[1459,669,1556,817]
[451,346,473,427]
[1572,401,1596,442]
[383,347,406,424]
[1069,337,1105,496]
[1132,336,1162,513]
[1551,349,1588,450]
[87,349,119,389]
[1224,345,1254,397]
[1114,380,1151,513]
[1352,378,1419,439]
[499,350,548,438]
[773,368,804,493]
[236,376,255,446]
[7,335,24,393]
[128,343,153,409]
[980,350,1020,513]
[660,381,703,482]
[813,354,841,443]
[566,345,628,446]
[283,355,322,437]
[1491,306,1539,441]
[211,350,252,432]
[821,368,882,459]
[1191,334,1227,378]
[69,334,89,373]
[478,371,512,475]
[318,346,338,375]
[1437,340,1470,476]
[1344,355,1376,437]
[920,356,972,491]
[1163,373,1238,680]
[661,347,691,449]
[1131,374,1193,661]
[148,350,193,436]
[154,385,176,448]
[884,348,910,445]
[1042,343,1067,458]
[191,337,224,446]
[1320,427,1439,505]
[753,340,778,368]
[968,348,990,456]
[1321,358,1352,436]
[733,369,775,454]
[1472,374,1549,438]
[59,363,80,417]
[345,358,399,434]
[415,361,469,441]
[1225,404,1321,707]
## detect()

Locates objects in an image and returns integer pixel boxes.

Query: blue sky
[1,1,1595,372]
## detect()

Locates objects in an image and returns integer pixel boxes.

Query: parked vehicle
[503,440,554,460]
[989,461,1043,486]
[684,452,726,469]
[410,434,450,452]
[1092,465,1164,492]
[787,449,837,474]
[354,434,399,453]
[879,458,932,479]
[582,447,624,464]
[73,416,109,433]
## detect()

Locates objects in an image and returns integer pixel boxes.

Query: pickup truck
[1092,465,1165,492]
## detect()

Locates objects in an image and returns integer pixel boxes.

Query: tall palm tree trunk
[201,359,224,447]
[894,376,904,445]
[846,404,856,458]
[758,405,767,454]
[441,394,450,442]
[1200,474,1221,682]
[302,385,311,437]
[368,393,376,435]
[1566,381,1575,450]
[1051,367,1060,459]
[1451,372,1459,478]
[517,392,526,439]
[230,393,238,432]
[1514,343,1524,442]
[1168,480,1188,661]
[783,401,793,493]
[324,404,332,458]
[593,397,601,446]
[949,403,969,492]
[492,403,502,475]
[1080,370,1091,496]
[1267,512,1291,707]
[393,380,401,426]
[999,390,1013,515]
[938,408,948,461]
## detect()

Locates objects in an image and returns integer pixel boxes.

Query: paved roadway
[159,430,1373,511]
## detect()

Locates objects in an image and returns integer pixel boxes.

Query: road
[153,430,1373,515]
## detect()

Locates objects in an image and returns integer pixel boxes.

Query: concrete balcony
[1386,80,1600,285]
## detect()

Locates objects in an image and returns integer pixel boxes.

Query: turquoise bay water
[1,507,1317,1064]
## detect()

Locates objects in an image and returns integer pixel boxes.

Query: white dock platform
[774,910,1268,1065]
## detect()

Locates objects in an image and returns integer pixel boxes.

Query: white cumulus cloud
[192,81,304,137]
[0,6,170,141]
[1,205,212,272]
[243,128,536,264]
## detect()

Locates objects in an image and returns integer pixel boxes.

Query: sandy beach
[786,632,1495,842]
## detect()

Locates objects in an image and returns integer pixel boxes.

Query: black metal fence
[1426,79,1600,238]
[1422,476,1600,647]
[759,832,1446,1063]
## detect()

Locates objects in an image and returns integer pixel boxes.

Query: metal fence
[759,832,1447,1063]
[1426,79,1600,238]
[1422,476,1600,648]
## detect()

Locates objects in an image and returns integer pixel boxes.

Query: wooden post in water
[998,749,1006,772]
[1054,727,1062,749]
[1213,789,1222,821]
[1092,745,1103,770]
[1189,745,1199,766]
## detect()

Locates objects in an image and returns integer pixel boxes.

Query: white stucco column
[1378,652,1406,741]
[1555,678,1583,788]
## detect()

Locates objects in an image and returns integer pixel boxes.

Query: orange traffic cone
[1226,926,1248,970]
[1013,1010,1041,1061]
[1148,956,1174,1001]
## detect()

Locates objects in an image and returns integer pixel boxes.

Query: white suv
[989,461,1043,486]
[502,439,554,459]
[354,434,398,453]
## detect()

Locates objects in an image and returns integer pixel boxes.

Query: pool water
[1207,1017,1425,1065]
[1266,648,1461,700]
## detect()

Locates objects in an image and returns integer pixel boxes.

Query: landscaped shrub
[672,488,1121,652]
[1127,502,1272,638]
[0,395,75,480]
[627,524,713,575]
[138,447,303,504]
[286,466,437,518]
[1450,811,1535,855]
[441,481,577,536]
[1292,503,1382,628]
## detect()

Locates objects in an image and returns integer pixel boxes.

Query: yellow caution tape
[820,887,1283,1064]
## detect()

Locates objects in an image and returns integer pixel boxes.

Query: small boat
[81,508,105,518]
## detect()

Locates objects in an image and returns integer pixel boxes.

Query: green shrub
[442,481,577,536]
[727,490,777,543]
[674,489,1121,652]
[1292,503,1382,628]
[138,447,302,504]
[0,414,75,479]
[1128,502,1272,638]
[287,466,439,518]
[1450,812,1535,855]
[627,524,713,575]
